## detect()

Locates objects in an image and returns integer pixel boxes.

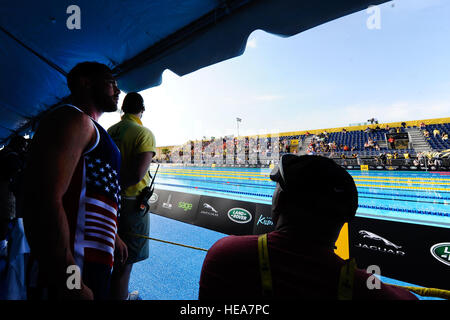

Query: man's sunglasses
[269,153,300,192]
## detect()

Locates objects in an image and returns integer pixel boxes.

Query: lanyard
[257,233,355,299]
[257,233,273,297]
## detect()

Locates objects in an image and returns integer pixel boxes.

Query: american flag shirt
[63,106,121,270]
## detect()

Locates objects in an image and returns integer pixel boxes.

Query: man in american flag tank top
[22,62,127,300]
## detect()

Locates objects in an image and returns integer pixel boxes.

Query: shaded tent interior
[0,0,388,144]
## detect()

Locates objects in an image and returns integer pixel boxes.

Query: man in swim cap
[199,154,417,300]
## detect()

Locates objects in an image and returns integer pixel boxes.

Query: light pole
[236,117,242,137]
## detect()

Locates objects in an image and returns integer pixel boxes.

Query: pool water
[154,166,450,229]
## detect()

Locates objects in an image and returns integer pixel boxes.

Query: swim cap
[270,154,358,222]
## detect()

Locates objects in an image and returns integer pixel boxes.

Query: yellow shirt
[107,114,156,197]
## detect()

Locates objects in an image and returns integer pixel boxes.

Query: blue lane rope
[157,175,275,189]
[357,186,450,194]
[156,177,450,201]
[360,195,448,206]
[358,204,449,217]
[357,191,450,201]
[156,182,272,198]
[154,182,449,217]
[160,173,450,188]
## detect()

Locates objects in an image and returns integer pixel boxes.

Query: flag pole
[237,119,239,137]
[236,117,241,137]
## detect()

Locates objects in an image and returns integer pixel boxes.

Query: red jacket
[199,231,418,300]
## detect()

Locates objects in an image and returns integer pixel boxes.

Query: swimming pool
[152,166,450,229]
[129,165,449,300]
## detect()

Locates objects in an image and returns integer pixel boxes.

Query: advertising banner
[349,217,450,289]
[195,195,255,235]
[150,189,200,224]
[253,203,275,235]
[150,189,275,236]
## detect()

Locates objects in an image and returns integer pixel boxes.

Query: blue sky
[99,0,450,147]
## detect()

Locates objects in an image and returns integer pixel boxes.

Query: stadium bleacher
[157,118,450,169]
[422,123,450,150]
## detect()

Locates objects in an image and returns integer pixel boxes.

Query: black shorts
[27,259,112,300]
[82,262,112,300]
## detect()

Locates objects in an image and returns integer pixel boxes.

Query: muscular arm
[23,107,96,298]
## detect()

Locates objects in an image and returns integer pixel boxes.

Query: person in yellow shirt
[403,151,411,165]
[386,152,393,165]
[433,128,440,137]
[107,92,156,300]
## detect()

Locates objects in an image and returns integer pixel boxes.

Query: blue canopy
[0,0,388,143]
